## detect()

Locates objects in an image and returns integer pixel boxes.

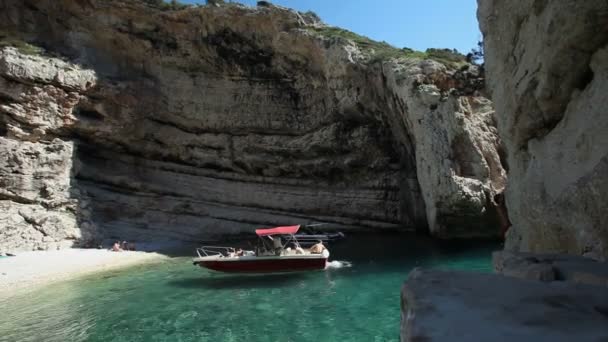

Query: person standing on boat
[273,236,283,256]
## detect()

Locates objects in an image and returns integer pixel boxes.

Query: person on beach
[309,240,327,254]
[112,241,123,252]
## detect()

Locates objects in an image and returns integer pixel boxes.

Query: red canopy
[255,225,300,236]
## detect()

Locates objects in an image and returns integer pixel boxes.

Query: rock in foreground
[401,268,608,342]
[493,251,608,286]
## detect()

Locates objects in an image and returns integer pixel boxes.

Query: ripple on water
[0,236,498,342]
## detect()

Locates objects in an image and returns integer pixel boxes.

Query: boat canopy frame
[255,225,305,255]
[196,246,235,258]
[196,226,309,258]
[257,234,302,255]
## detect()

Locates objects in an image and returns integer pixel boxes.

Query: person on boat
[273,236,283,256]
[236,248,244,256]
[309,240,327,254]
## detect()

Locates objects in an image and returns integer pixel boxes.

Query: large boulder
[494,251,608,287]
[401,268,608,342]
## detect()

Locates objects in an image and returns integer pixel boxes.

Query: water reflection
[169,272,312,290]
[0,281,94,342]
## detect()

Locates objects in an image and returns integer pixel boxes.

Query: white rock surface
[0,136,99,251]
[385,61,506,237]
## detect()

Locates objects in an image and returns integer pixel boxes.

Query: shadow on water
[149,232,502,260]
[164,232,501,288]
[168,272,311,290]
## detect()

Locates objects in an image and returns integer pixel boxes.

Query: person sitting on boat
[309,240,327,254]
[236,248,244,257]
[273,236,283,256]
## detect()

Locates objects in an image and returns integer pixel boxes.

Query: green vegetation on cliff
[142,0,192,10]
[308,26,467,69]
[0,31,43,55]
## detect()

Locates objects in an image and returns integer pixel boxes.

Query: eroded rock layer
[0,0,505,250]
[479,0,608,259]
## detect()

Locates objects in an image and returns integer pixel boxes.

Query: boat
[192,225,329,274]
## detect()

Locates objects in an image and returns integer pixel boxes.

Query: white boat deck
[193,247,329,263]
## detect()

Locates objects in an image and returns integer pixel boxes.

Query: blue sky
[180,0,481,53]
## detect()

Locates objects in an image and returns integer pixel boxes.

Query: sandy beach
[0,249,168,300]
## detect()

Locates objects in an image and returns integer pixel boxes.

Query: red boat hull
[196,257,327,273]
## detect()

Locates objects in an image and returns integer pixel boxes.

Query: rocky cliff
[0,0,505,250]
[479,0,608,259]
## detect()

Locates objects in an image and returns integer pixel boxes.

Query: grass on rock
[308,26,468,68]
[0,31,43,56]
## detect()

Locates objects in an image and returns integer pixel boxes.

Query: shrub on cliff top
[466,40,484,65]
[0,31,43,56]
[425,48,468,69]
[308,26,467,68]
[141,0,192,11]
[309,26,403,59]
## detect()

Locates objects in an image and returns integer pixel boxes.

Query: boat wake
[326,260,352,269]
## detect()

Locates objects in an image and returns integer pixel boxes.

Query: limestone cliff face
[479,0,608,259]
[0,49,100,250]
[0,0,505,250]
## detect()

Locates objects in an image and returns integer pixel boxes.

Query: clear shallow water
[0,235,499,342]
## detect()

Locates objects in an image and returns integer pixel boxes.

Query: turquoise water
[0,235,498,342]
